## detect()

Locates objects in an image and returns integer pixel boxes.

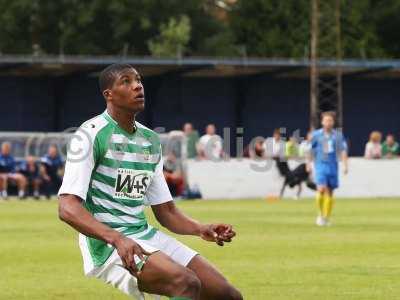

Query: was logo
[114,168,152,199]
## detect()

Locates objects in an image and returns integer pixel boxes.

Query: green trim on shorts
[136,255,149,272]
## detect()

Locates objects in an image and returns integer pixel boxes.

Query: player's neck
[107,106,136,134]
[323,128,333,134]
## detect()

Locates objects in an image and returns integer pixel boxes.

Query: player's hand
[199,224,236,246]
[113,235,151,276]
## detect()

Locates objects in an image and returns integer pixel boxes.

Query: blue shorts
[314,163,339,189]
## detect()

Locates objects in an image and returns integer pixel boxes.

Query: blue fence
[0,74,399,156]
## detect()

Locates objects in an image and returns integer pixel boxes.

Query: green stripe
[92,171,115,187]
[103,219,148,229]
[137,126,161,145]
[109,143,158,155]
[100,157,156,171]
[112,122,136,138]
[90,188,144,207]
[86,202,145,218]
[120,223,150,236]
[137,227,158,240]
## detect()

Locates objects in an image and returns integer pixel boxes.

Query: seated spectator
[265,128,285,159]
[40,145,64,198]
[163,152,184,197]
[0,142,27,199]
[19,156,42,199]
[197,124,223,160]
[285,136,299,159]
[382,134,399,158]
[183,123,200,159]
[364,131,382,159]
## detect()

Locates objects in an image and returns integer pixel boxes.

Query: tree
[148,15,191,57]
[0,0,399,58]
[230,0,310,58]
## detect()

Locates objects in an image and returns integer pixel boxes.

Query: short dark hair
[99,63,135,94]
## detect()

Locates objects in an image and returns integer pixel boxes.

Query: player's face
[321,115,334,130]
[107,68,145,113]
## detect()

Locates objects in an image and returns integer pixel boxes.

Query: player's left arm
[147,155,235,246]
[339,133,349,174]
[341,150,348,174]
[151,201,236,246]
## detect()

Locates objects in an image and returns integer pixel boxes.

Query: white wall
[186,158,399,199]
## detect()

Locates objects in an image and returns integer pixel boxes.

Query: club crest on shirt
[114,168,152,199]
[143,148,150,161]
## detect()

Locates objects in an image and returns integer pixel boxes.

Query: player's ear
[103,89,111,100]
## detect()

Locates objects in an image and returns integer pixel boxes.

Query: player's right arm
[58,127,149,275]
[58,194,149,275]
[306,132,316,173]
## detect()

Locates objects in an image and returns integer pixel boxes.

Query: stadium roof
[1,55,400,78]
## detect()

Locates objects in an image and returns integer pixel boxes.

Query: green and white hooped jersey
[58,110,172,274]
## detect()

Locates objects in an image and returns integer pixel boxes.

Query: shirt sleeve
[311,131,318,150]
[145,155,173,206]
[58,128,97,201]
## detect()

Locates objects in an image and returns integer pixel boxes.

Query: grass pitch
[1,197,400,300]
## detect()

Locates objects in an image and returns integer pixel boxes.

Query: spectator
[244,138,266,159]
[265,128,285,159]
[364,131,382,159]
[183,123,199,159]
[197,124,223,160]
[382,134,399,158]
[285,136,299,158]
[163,152,185,197]
[0,142,27,199]
[19,156,42,199]
[299,131,313,158]
[40,145,64,198]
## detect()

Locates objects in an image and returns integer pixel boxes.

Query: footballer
[307,111,348,226]
[58,63,243,300]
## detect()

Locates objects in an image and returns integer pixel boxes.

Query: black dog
[274,158,316,199]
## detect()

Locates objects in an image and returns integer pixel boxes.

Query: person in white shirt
[197,124,223,160]
[364,131,382,159]
[264,128,286,159]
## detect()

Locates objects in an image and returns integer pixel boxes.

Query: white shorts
[88,230,198,300]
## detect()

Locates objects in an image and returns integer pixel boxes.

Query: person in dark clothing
[19,156,42,199]
[0,142,27,199]
[40,145,64,198]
